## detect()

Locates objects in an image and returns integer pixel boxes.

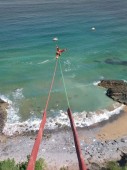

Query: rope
[44,59,58,111]
[27,59,58,170]
[59,58,87,170]
[67,108,87,170]
[58,58,70,108]
[27,55,87,170]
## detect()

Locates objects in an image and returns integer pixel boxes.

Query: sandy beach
[97,106,127,141]
[1,105,127,170]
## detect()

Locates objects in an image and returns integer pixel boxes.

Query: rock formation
[0,99,8,133]
[98,80,127,105]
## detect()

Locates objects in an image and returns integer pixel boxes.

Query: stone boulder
[98,80,127,89]
[98,80,127,105]
[0,99,8,133]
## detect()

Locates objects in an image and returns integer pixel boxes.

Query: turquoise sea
[0,0,127,134]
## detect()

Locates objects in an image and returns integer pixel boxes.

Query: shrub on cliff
[0,156,46,170]
[106,161,124,170]
[0,159,19,170]
[106,161,121,170]
[18,155,46,170]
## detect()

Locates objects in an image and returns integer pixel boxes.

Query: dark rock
[105,58,127,66]
[107,90,127,104]
[98,80,127,105]
[118,153,127,167]
[0,99,9,133]
[117,148,119,151]
[98,80,127,89]
[114,140,118,143]
[121,138,127,143]
[0,99,6,103]
[112,141,116,145]
[101,142,104,146]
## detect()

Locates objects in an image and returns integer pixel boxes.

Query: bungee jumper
[56,46,67,59]
[27,38,87,170]
[53,37,67,59]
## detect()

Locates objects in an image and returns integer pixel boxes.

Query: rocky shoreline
[84,136,127,169]
[0,111,127,170]
[0,99,8,134]
[98,80,127,105]
[1,80,127,169]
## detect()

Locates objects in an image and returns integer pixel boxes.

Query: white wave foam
[93,81,100,86]
[46,104,124,128]
[0,90,24,124]
[3,104,125,136]
[64,59,71,72]
[7,88,24,123]
[123,79,127,83]
[0,94,11,104]
[38,60,49,64]
[12,88,24,100]
[6,102,20,124]
[0,94,20,124]
[3,118,41,136]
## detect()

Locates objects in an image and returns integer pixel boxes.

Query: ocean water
[0,0,127,135]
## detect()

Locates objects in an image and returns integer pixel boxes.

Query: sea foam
[38,60,49,64]
[93,81,101,86]
[3,103,124,136]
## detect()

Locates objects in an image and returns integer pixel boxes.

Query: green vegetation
[0,156,46,170]
[59,166,69,170]
[91,154,127,170]
[0,159,18,170]
[105,161,127,170]
[35,158,46,170]
[1,157,127,170]
[106,161,121,170]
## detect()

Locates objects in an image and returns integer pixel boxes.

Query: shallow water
[0,0,127,134]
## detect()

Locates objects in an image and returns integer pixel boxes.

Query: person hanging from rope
[56,46,67,59]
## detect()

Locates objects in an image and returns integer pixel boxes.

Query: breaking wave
[3,102,124,136]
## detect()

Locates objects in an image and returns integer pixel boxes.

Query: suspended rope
[59,58,87,170]
[44,60,58,112]
[67,108,87,170]
[58,58,70,108]
[27,46,87,170]
[27,59,58,170]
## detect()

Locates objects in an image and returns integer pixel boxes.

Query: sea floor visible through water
[1,0,127,133]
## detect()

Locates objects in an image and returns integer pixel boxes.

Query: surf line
[27,41,87,170]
